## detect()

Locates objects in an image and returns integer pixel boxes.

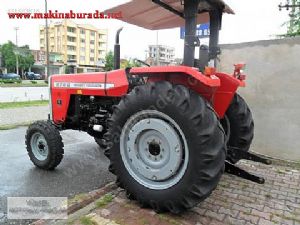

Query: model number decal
[53,82,114,89]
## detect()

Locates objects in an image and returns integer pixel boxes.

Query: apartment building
[148,45,175,66]
[40,20,108,73]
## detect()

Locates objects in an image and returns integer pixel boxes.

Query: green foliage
[0,41,16,72]
[0,100,49,109]
[80,216,96,225]
[121,58,142,69]
[104,50,114,71]
[30,80,37,84]
[95,194,114,208]
[285,0,300,37]
[0,78,20,84]
[0,41,35,73]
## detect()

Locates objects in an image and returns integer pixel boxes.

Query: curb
[31,182,118,225]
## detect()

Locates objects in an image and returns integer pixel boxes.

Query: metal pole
[156,31,159,66]
[183,0,200,66]
[14,27,19,75]
[45,0,50,78]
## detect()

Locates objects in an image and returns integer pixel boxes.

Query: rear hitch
[225,147,272,184]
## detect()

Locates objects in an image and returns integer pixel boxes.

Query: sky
[0,0,290,59]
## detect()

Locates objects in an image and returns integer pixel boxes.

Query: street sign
[180,23,210,39]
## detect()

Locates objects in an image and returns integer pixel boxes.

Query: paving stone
[204,210,226,222]
[238,211,260,224]
[59,160,300,225]
[258,218,275,225]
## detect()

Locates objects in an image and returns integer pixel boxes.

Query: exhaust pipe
[114,27,123,70]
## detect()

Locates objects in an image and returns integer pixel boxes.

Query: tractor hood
[104,0,234,30]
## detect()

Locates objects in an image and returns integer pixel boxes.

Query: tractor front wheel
[25,120,64,170]
[104,81,226,213]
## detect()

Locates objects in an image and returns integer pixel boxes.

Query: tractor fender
[213,72,245,118]
[130,67,245,118]
[130,66,220,87]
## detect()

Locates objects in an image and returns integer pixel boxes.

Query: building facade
[147,45,175,66]
[40,20,108,73]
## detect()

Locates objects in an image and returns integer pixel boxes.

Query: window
[67,46,76,51]
[90,40,95,45]
[81,38,85,44]
[80,56,85,61]
[90,57,94,62]
[99,42,105,48]
[90,31,95,36]
[81,47,85,52]
[67,55,76,60]
[67,27,76,33]
[99,34,105,39]
[90,49,94,54]
[80,29,85,35]
[67,36,76,42]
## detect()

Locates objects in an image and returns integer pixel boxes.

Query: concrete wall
[219,37,300,161]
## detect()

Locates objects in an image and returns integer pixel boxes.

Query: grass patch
[80,216,97,225]
[0,122,32,130]
[0,100,48,109]
[95,194,114,208]
[158,214,181,225]
[0,80,48,87]
[68,193,88,205]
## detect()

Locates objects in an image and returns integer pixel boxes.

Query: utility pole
[45,0,50,78]
[14,27,19,75]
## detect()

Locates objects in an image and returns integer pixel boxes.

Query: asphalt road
[0,127,114,224]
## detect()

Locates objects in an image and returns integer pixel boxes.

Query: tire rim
[30,132,49,161]
[120,110,189,190]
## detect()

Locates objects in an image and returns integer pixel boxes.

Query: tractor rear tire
[25,120,64,170]
[222,94,254,164]
[104,81,226,213]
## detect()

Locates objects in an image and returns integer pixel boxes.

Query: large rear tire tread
[104,81,226,213]
[224,94,254,163]
[25,120,64,170]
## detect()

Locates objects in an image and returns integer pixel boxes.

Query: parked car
[0,73,21,80]
[25,72,42,80]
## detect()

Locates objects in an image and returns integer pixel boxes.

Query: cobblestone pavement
[0,105,48,126]
[52,160,300,225]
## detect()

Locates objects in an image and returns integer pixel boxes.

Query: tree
[104,51,114,71]
[120,58,142,69]
[18,45,35,76]
[0,41,35,75]
[0,41,16,72]
[285,0,300,37]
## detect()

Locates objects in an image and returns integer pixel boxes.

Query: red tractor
[25,0,271,213]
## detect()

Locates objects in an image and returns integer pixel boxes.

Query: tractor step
[228,147,272,165]
[225,162,265,184]
[225,148,272,184]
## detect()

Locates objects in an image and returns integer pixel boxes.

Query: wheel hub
[30,132,49,161]
[120,110,189,190]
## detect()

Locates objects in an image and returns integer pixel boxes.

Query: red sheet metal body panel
[50,70,128,124]
[50,66,244,124]
[130,66,243,118]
